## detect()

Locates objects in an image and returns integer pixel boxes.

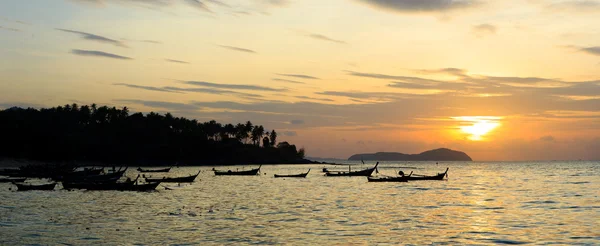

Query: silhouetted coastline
[0,104,328,167]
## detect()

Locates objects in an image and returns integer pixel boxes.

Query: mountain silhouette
[348,148,472,161]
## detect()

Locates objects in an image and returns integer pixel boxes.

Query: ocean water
[0,161,599,245]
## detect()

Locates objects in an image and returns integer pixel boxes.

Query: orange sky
[1,0,600,160]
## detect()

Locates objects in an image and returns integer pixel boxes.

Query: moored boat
[137,167,171,173]
[367,171,412,182]
[274,169,310,178]
[406,168,448,181]
[214,166,261,176]
[325,163,379,177]
[145,170,200,182]
[13,182,57,191]
[62,167,127,183]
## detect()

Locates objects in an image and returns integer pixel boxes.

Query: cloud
[272,78,306,84]
[472,24,497,37]
[71,49,132,60]
[547,1,600,12]
[183,0,212,12]
[282,131,297,136]
[70,0,217,13]
[114,83,263,97]
[164,86,263,98]
[122,38,163,44]
[261,0,290,7]
[276,73,320,80]
[416,67,467,76]
[347,70,447,85]
[290,119,305,124]
[165,59,190,64]
[306,33,346,44]
[0,26,20,32]
[355,0,479,13]
[540,135,556,142]
[116,99,200,112]
[141,40,162,44]
[218,45,256,53]
[580,46,600,56]
[184,80,285,92]
[56,28,127,47]
[114,83,179,93]
[206,0,231,8]
[295,96,334,102]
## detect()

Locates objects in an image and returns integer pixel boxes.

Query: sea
[1,161,599,245]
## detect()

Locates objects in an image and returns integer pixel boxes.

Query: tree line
[0,104,306,165]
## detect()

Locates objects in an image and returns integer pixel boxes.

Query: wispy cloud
[415,67,467,77]
[346,70,443,84]
[472,24,497,37]
[165,59,190,64]
[306,33,346,44]
[72,0,217,13]
[290,119,304,124]
[184,80,285,92]
[116,99,200,111]
[580,46,600,56]
[206,0,231,8]
[57,28,127,47]
[218,45,256,53]
[0,26,20,32]
[114,83,177,93]
[114,83,264,98]
[295,96,335,102]
[0,16,30,25]
[547,1,600,12]
[276,73,320,80]
[355,0,479,14]
[272,78,306,84]
[184,0,212,12]
[261,0,290,7]
[71,49,133,60]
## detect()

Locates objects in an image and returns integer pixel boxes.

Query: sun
[452,116,502,141]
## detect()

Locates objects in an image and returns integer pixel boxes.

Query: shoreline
[0,158,342,168]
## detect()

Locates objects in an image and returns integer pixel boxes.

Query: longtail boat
[145,170,200,182]
[367,171,413,182]
[274,169,310,178]
[0,177,27,183]
[325,163,379,177]
[62,167,127,183]
[62,176,138,190]
[214,166,261,176]
[85,182,160,191]
[137,167,171,173]
[13,182,57,191]
[406,168,448,181]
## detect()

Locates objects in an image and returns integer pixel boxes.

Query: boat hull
[325,163,378,177]
[214,167,261,176]
[14,183,57,191]
[137,167,171,173]
[406,168,448,181]
[145,171,200,183]
[367,176,408,182]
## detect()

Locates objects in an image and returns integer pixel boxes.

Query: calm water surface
[1,162,599,245]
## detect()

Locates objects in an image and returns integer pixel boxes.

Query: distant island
[0,104,319,166]
[348,148,472,161]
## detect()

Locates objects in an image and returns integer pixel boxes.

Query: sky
[1,0,600,161]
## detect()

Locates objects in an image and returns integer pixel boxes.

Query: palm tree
[269,130,277,147]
